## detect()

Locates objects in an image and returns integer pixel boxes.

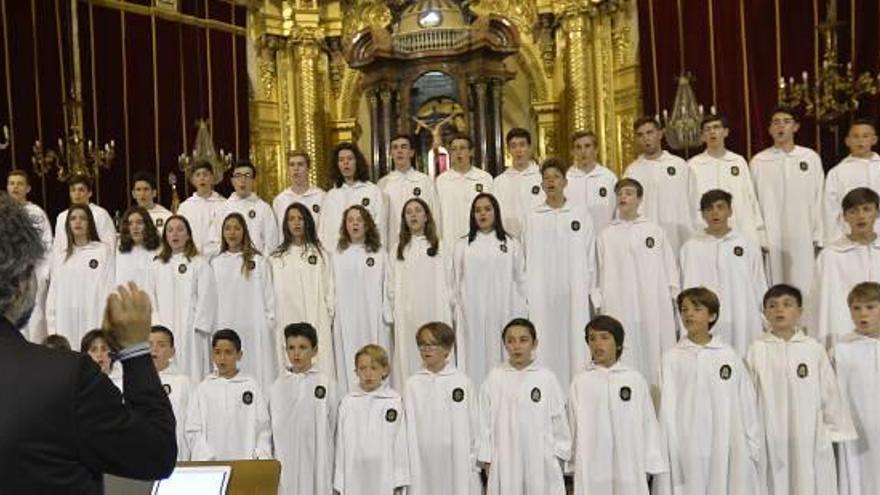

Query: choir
[6,109,880,494]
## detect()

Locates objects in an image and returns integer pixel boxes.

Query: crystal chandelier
[778,0,879,123]
[658,74,713,157]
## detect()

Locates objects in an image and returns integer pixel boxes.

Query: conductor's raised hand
[103,282,153,350]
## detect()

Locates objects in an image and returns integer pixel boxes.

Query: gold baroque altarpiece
[248,0,641,196]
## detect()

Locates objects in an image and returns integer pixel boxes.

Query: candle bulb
[711,105,717,115]
[802,71,808,81]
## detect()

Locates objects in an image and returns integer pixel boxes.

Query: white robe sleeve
[818,351,858,442]
[263,205,280,254]
[45,257,59,335]
[591,234,605,311]
[333,401,347,492]
[823,172,843,245]
[736,364,766,484]
[548,378,573,462]
[638,379,668,475]
[323,251,335,322]
[185,387,216,461]
[660,230,680,301]
[194,261,216,335]
[393,402,412,488]
[254,388,273,459]
[511,239,528,315]
[382,253,393,325]
[261,260,276,335]
[477,380,494,465]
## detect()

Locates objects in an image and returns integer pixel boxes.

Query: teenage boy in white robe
[592,178,679,393]
[186,329,272,461]
[334,344,410,495]
[435,134,493,251]
[150,325,193,461]
[680,189,768,356]
[835,282,880,495]
[524,158,595,389]
[131,170,173,230]
[687,114,766,249]
[746,284,856,495]
[655,287,765,495]
[272,150,325,233]
[565,131,617,234]
[320,143,387,249]
[269,323,337,495]
[824,117,880,244]
[177,160,227,255]
[379,134,439,243]
[568,315,667,495]
[6,169,52,342]
[624,116,694,251]
[52,175,116,254]
[493,128,545,239]
[212,160,279,254]
[808,187,880,347]
[750,107,824,290]
[404,322,481,495]
[478,318,571,495]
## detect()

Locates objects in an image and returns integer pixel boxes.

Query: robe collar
[609,215,648,226]
[841,152,880,164]
[758,328,810,344]
[827,235,880,252]
[445,166,487,180]
[386,167,424,182]
[585,360,630,373]
[695,149,739,162]
[502,161,540,177]
[283,185,323,198]
[350,382,397,398]
[228,192,261,203]
[766,144,810,158]
[189,191,226,202]
[676,335,726,350]
[838,331,880,343]
[637,150,677,163]
[533,200,574,214]
[695,228,740,242]
[566,163,608,178]
[339,180,370,190]
[283,365,321,377]
[416,361,457,377]
[207,370,252,383]
[500,360,540,372]
[158,363,186,377]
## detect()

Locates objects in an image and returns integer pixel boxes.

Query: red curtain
[637,0,880,167]
[0,0,249,222]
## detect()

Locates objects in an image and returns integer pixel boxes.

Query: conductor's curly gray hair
[0,193,45,313]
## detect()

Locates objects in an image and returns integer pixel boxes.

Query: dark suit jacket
[0,317,177,494]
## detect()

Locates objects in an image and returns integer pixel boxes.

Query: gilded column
[289,35,326,186]
[380,87,393,177]
[561,12,593,137]
[250,34,285,199]
[474,79,488,168]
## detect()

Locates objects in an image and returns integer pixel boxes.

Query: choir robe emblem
[308,255,318,265]
[530,387,542,403]
[571,220,581,231]
[667,166,676,176]
[366,257,375,267]
[599,187,608,197]
[385,408,398,422]
[247,260,256,270]
[413,187,422,197]
[452,387,465,402]
[312,204,321,213]
[730,166,740,176]
[499,243,508,253]
[248,209,256,219]
[163,384,172,395]
[799,161,809,171]
[733,246,744,256]
[645,237,655,248]
[531,185,540,195]
[178,263,188,274]
[89,259,99,269]
[242,391,254,405]
[156,219,164,228]
[619,386,632,402]
[797,363,809,378]
[720,364,732,380]
[314,385,326,399]
[362,197,370,207]
[476,183,484,192]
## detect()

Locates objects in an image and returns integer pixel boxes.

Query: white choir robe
[624,151,695,252]
[269,246,335,378]
[115,245,158,287]
[177,191,227,255]
[46,242,114,346]
[477,362,572,495]
[331,245,391,392]
[146,203,174,231]
[592,217,679,390]
[404,362,481,495]
[147,254,217,383]
[823,153,880,244]
[269,367,337,495]
[319,181,386,250]
[452,233,528,387]
[655,337,766,495]
[378,168,439,242]
[745,330,856,495]
[435,166,494,251]
[185,372,272,461]
[680,230,768,356]
[687,150,767,248]
[389,237,453,384]
[52,203,117,254]
[493,162,545,239]
[567,363,667,495]
[834,332,880,495]
[272,186,326,233]
[23,202,53,343]
[564,164,618,235]
[212,252,277,390]
[214,193,279,255]
[334,384,411,495]
[750,145,824,290]
[524,202,596,389]
[159,364,194,461]
[807,237,880,347]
